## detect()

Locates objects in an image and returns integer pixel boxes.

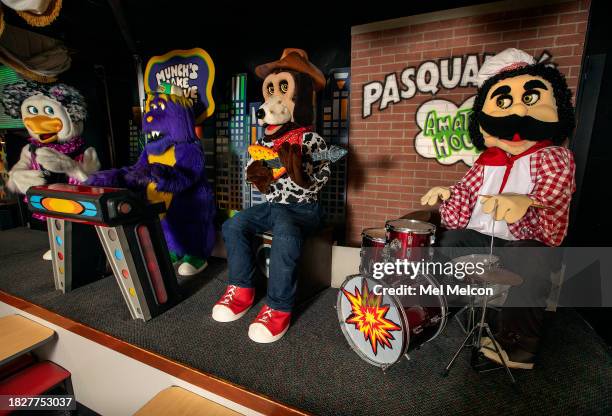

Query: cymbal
[399,210,432,223]
[452,254,499,267]
[471,268,524,286]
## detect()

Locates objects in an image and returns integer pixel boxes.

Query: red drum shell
[360,228,387,276]
[385,219,436,261]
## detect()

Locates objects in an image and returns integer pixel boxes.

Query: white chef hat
[476,48,536,88]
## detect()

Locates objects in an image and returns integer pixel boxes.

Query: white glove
[80,147,101,176]
[420,186,451,206]
[35,147,90,182]
[35,148,78,174]
[8,169,46,194]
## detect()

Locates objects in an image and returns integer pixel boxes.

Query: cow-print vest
[248,131,331,204]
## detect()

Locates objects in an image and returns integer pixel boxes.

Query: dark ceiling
[4,0,492,84]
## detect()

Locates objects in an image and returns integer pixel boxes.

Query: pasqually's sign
[362,52,552,166]
[144,48,216,123]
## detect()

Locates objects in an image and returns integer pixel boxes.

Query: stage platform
[0,227,610,416]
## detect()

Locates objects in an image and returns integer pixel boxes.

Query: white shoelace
[259,308,273,323]
[220,285,237,305]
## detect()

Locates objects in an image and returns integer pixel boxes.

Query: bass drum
[337,273,448,369]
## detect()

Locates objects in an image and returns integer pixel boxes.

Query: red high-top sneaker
[212,285,255,322]
[248,305,291,343]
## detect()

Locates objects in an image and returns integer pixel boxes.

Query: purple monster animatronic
[86,84,216,276]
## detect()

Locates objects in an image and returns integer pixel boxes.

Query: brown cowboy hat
[13,0,63,27]
[255,48,326,91]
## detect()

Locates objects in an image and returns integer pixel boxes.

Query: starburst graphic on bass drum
[342,279,401,355]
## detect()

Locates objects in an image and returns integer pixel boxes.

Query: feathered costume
[1,80,99,208]
[86,87,216,275]
[1,80,99,260]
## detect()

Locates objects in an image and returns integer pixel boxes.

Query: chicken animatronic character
[1,81,99,260]
[421,49,576,370]
[86,84,216,277]
[212,49,331,343]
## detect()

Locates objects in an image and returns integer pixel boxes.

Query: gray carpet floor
[0,227,611,416]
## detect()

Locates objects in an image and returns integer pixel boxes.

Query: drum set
[339,217,445,370]
[337,216,523,379]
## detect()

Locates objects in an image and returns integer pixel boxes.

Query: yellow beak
[23,116,63,143]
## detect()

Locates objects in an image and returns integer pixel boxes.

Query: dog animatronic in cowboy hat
[422,48,576,369]
[212,48,331,343]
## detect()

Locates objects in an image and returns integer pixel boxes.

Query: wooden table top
[0,315,55,366]
[134,386,242,416]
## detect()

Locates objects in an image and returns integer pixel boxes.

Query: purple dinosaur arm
[85,151,151,189]
[151,143,204,193]
[85,168,128,187]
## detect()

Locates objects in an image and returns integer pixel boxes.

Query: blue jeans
[222,202,323,312]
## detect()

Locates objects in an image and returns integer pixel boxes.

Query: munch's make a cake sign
[144,48,215,123]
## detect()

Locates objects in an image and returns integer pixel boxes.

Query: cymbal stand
[442,200,516,383]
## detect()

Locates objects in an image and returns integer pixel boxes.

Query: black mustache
[478,113,561,141]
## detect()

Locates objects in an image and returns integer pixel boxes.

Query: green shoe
[178,255,208,276]
[169,251,182,265]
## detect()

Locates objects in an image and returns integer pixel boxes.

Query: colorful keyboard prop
[27,184,181,321]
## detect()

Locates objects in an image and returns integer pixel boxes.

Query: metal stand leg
[454,304,471,334]
[443,321,479,376]
[483,324,516,383]
[443,321,516,384]
[443,282,516,385]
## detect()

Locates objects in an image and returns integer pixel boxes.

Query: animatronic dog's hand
[247,160,273,194]
[9,169,45,194]
[278,142,312,188]
[480,193,534,224]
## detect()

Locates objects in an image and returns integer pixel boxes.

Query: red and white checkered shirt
[439,146,576,247]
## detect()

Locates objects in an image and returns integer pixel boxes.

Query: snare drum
[385,219,436,261]
[337,273,448,369]
[360,228,387,277]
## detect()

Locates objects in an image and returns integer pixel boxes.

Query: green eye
[27,105,38,115]
[496,95,513,109]
[522,91,540,106]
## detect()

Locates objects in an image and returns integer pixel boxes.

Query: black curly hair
[468,63,575,150]
[0,80,87,122]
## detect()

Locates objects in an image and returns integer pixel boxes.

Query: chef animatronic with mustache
[212,49,331,343]
[421,49,576,370]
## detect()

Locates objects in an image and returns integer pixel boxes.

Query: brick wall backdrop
[346,0,590,245]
